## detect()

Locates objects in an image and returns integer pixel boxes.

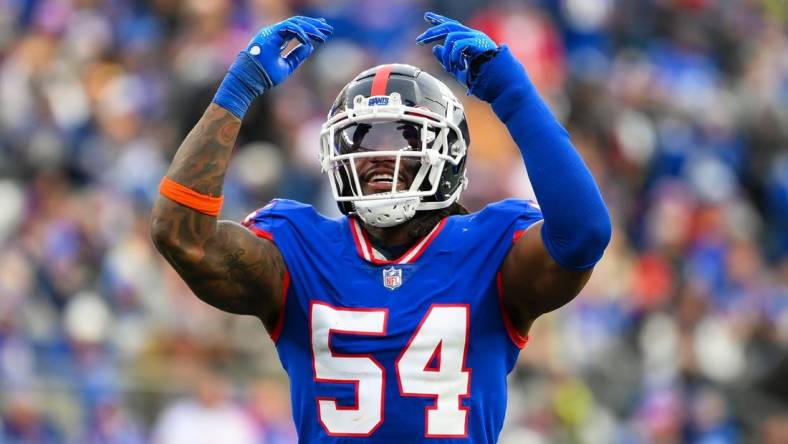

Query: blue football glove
[416,12,498,92]
[213,16,333,119]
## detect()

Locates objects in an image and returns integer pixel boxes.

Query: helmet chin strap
[353,196,420,228]
[353,182,466,228]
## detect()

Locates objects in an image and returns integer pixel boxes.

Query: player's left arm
[417,12,612,335]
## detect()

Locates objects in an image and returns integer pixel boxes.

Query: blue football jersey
[242,199,543,444]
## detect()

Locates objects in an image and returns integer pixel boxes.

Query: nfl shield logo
[382,267,402,290]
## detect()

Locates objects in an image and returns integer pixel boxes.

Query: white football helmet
[319,64,470,227]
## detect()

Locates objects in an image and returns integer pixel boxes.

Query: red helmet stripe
[370,65,393,96]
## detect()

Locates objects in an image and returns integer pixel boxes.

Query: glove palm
[213,16,332,119]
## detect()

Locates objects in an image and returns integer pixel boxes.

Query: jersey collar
[349,217,447,265]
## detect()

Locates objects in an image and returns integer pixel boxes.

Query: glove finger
[442,32,471,70]
[294,16,334,36]
[443,42,455,73]
[443,32,477,72]
[278,22,312,47]
[290,17,329,43]
[416,22,471,45]
[416,28,449,45]
[294,16,334,34]
[449,38,478,72]
[442,31,477,57]
[432,45,449,71]
[424,11,457,25]
[284,43,314,73]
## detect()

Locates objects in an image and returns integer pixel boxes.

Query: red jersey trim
[349,217,447,265]
[496,272,528,349]
[350,218,373,262]
[269,271,290,343]
[247,226,274,241]
[243,225,290,343]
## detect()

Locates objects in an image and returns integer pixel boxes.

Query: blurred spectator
[0,391,63,444]
[82,393,146,444]
[152,371,257,444]
[246,379,298,444]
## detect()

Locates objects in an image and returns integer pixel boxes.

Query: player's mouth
[362,168,410,194]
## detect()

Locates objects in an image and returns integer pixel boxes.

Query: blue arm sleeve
[470,46,612,270]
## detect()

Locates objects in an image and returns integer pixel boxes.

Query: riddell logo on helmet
[367,96,390,106]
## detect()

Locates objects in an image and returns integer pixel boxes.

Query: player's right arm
[150,17,332,331]
[150,104,288,328]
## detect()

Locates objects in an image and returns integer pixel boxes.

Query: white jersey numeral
[310,302,471,438]
[310,302,387,436]
[396,305,470,437]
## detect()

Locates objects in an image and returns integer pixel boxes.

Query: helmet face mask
[319,65,470,227]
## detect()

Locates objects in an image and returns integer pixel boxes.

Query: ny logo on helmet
[367,96,390,106]
[382,267,402,290]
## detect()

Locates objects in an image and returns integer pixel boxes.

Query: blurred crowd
[0,0,786,443]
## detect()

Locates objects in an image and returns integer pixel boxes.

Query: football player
[151,12,611,443]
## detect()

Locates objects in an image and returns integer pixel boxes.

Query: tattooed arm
[150,105,286,330]
[150,18,331,330]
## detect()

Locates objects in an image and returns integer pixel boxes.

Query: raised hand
[416,12,497,90]
[213,16,333,119]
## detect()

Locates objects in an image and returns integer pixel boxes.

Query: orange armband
[159,177,223,217]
